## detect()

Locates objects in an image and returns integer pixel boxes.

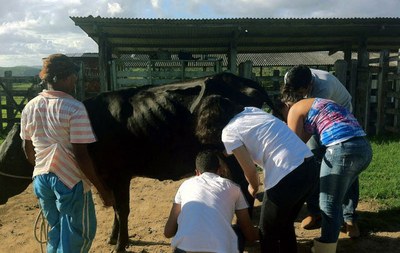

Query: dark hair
[195,95,243,146]
[272,98,286,120]
[283,65,312,92]
[280,90,304,103]
[195,150,220,173]
[39,54,80,84]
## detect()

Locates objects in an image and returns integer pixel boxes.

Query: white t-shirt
[222,107,313,190]
[172,172,248,253]
[310,68,353,112]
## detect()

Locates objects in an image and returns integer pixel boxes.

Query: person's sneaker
[300,215,322,230]
[346,222,360,238]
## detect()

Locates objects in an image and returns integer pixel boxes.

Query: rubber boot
[311,239,337,253]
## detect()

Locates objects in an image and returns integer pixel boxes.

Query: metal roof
[71,16,400,55]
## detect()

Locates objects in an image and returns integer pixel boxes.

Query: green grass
[359,135,400,208]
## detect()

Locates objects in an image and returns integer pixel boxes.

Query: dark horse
[0,73,274,252]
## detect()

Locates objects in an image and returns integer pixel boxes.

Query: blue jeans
[319,137,372,243]
[33,173,97,253]
[306,135,360,223]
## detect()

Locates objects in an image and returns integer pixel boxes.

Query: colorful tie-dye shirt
[304,98,365,146]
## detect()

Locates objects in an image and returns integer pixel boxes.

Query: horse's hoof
[113,245,128,253]
[111,249,128,253]
[108,237,117,245]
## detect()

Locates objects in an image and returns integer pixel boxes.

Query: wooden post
[228,30,239,74]
[181,60,186,81]
[147,60,153,85]
[215,59,222,73]
[4,71,12,77]
[334,60,348,86]
[5,80,13,131]
[238,60,253,78]
[356,38,371,133]
[348,60,358,111]
[376,50,390,135]
[344,48,352,89]
[75,61,84,101]
[111,60,118,90]
[98,34,112,92]
[273,70,280,91]
[395,50,400,132]
[0,72,9,131]
[394,75,400,133]
[228,44,237,74]
[0,87,2,131]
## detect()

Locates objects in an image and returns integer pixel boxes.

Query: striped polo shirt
[20,90,96,191]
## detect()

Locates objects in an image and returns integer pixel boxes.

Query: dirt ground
[0,173,399,253]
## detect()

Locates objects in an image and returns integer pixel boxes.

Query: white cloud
[151,0,160,8]
[107,2,122,16]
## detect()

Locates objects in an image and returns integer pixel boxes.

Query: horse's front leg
[109,212,119,245]
[115,175,131,252]
[109,175,131,252]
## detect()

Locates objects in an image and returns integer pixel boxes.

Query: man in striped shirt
[20,54,114,253]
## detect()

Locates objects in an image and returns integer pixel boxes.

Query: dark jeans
[259,158,319,253]
[232,224,245,253]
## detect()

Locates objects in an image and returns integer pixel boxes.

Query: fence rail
[0,74,41,133]
[111,59,223,89]
[1,56,398,135]
[368,51,400,135]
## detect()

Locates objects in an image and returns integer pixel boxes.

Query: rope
[0,170,32,180]
[0,169,46,251]
[0,165,46,251]
[34,208,49,253]
[0,167,44,250]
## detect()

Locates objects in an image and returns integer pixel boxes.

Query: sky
[1,0,400,67]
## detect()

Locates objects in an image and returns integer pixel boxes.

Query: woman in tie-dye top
[279,98,372,253]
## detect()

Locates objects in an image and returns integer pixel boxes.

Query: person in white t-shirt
[194,95,319,253]
[164,150,259,253]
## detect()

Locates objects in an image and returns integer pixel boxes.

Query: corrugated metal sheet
[71,17,400,55]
